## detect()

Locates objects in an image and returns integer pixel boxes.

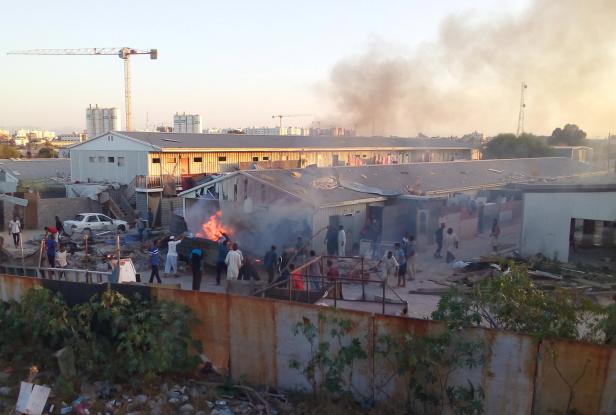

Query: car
[64,213,128,236]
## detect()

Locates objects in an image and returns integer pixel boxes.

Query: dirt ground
[149,223,522,318]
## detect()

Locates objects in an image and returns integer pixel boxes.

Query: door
[98,215,114,230]
[180,157,190,175]
[86,214,101,230]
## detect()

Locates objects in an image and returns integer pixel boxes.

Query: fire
[197,211,232,241]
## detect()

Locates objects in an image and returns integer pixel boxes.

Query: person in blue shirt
[46,234,56,269]
[148,242,161,283]
[191,247,203,291]
[216,240,229,285]
[263,245,279,283]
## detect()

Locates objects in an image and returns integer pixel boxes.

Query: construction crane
[271,114,313,129]
[7,47,158,131]
[516,82,528,136]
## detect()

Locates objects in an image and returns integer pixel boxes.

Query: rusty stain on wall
[1,274,615,413]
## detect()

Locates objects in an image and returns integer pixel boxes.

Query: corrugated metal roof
[0,158,71,180]
[238,158,602,206]
[114,131,474,150]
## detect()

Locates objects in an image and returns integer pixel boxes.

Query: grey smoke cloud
[326,0,616,137]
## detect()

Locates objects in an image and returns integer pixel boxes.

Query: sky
[0,0,547,135]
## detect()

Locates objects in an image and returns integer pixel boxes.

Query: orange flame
[197,211,232,241]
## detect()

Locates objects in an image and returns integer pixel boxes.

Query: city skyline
[2,0,615,138]
[0,0,531,135]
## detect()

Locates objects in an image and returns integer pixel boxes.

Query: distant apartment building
[0,129,10,140]
[86,105,119,139]
[243,126,310,136]
[173,113,202,133]
[309,127,356,137]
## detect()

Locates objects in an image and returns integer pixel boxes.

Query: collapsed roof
[181,157,602,207]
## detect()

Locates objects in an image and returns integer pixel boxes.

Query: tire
[117,224,126,233]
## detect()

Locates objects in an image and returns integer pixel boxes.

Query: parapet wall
[0,274,614,414]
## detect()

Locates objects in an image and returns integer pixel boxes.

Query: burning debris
[196,211,232,241]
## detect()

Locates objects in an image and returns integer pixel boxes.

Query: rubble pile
[0,369,295,415]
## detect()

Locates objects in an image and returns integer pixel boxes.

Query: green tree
[37,147,58,158]
[483,133,554,159]
[549,124,587,146]
[0,144,20,158]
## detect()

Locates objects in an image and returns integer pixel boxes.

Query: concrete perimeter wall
[0,274,614,414]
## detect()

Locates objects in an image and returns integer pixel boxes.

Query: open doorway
[569,218,616,266]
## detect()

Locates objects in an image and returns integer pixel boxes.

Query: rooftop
[113,131,475,151]
[0,158,71,181]
[517,172,616,193]
[181,158,602,207]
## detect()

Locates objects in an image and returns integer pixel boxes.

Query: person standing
[337,225,347,256]
[490,219,501,253]
[377,251,399,286]
[238,258,260,281]
[8,216,21,248]
[324,225,338,256]
[263,245,279,284]
[405,235,417,281]
[56,245,69,279]
[434,223,445,258]
[46,234,56,269]
[307,250,323,290]
[55,216,65,237]
[393,243,407,288]
[444,228,459,264]
[290,264,304,290]
[225,243,243,280]
[164,235,182,278]
[190,247,203,290]
[216,240,229,285]
[148,242,161,283]
[137,219,146,241]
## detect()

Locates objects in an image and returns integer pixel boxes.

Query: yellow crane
[7,47,158,131]
[271,114,313,129]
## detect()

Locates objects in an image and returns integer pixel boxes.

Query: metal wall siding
[1,274,616,412]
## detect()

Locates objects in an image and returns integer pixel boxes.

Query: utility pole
[517,82,528,136]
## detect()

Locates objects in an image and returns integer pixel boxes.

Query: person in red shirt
[45,226,59,243]
[326,259,339,280]
[290,264,305,290]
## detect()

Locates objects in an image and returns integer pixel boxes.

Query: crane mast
[7,47,158,131]
[517,82,528,136]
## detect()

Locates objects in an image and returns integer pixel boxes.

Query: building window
[108,157,115,163]
[118,157,125,166]
[194,157,203,163]
[263,156,269,161]
[218,156,227,162]
[89,157,95,163]
[152,158,161,164]
[252,156,259,162]
[98,156,104,163]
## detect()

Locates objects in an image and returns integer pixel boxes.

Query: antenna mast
[517,82,528,136]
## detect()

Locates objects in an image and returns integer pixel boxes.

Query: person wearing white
[337,225,347,257]
[8,217,21,248]
[55,246,69,279]
[225,243,243,280]
[165,235,182,277]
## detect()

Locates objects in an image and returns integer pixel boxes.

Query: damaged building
[179,157,601,255]
[68,131,476,226]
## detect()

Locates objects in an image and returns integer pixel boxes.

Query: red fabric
[291,270,304,290]
[47,226,58,234]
